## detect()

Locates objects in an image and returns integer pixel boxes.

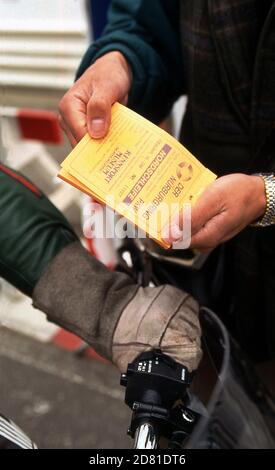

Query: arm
[78,0,184,122]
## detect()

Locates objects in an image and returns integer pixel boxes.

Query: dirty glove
[33,243,202,372]
[112,285,201,372]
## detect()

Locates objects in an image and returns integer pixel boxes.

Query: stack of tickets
[59,103,216,248]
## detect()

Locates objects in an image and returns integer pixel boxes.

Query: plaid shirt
[179,1,275,360]
[180,0,275,176]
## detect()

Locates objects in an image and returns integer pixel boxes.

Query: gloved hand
[0,164,202,372]
[112,285,201,372]
[33,242,202,372]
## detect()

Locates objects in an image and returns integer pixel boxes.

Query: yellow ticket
[60,103,216,248]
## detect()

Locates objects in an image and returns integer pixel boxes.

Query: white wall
[0,0,90,108]
[0,0,88,32]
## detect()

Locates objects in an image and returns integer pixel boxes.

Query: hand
[33,245,201,373]
[163,174,266,251]
[112,285,201,373]
[59,51,132,146]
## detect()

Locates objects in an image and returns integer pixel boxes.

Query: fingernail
[162,223,183,243]
[90,118,105,138]
[173,236,191,250]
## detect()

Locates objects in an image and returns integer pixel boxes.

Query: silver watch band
[252,173,275,227]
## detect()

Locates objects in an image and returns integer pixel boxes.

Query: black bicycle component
[118,240,275,449]
[121,349,200,448]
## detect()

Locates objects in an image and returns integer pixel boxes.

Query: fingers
[59,52,132,146]
[190,214,225,250]
[162,179,223,246]
[58,115,78,147]
[190,211,241,250]
[191,184,224,236]
[86,76,129,139]
[162,174,262,251]
[59,88,88,144]
[59,79,126,144]
[59,86,114,143]
[162,204,192,248]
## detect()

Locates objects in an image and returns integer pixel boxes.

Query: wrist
[94,51,132,89]
[113,51,133,83]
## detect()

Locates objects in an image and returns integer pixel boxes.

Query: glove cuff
[32,241,138,359]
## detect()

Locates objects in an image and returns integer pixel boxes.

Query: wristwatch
[252,173,275,227]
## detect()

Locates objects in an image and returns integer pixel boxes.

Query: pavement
[0,326,131,449]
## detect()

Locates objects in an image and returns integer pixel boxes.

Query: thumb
[87,91,112,139]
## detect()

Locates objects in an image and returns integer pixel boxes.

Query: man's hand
[163,174,266,251]
[59,51,132,146]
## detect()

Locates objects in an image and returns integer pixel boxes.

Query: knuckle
[90,95,109,111]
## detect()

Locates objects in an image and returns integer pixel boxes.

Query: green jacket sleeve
[77,0,184,123]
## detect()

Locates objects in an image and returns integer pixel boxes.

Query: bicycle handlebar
[121,349,199,449]
[134,423,158,449]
